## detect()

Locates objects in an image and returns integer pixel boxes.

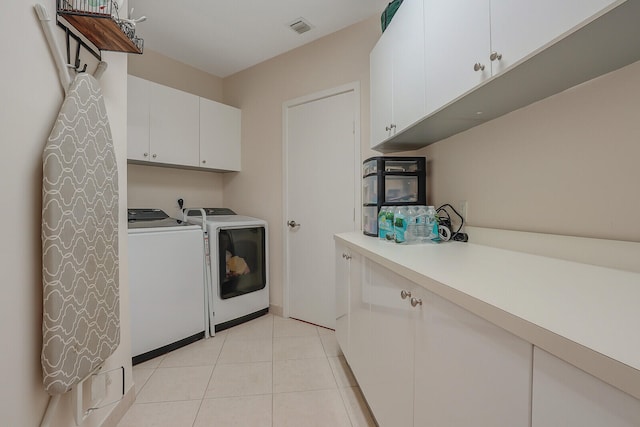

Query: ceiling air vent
[289,18,313,35]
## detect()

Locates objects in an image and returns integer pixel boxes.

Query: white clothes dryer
[185,208,269,332]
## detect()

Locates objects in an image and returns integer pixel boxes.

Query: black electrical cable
[436,203,468,241]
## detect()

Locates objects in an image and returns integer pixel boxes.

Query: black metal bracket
[57,21,101,73]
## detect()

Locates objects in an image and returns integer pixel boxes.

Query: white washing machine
[128,209,207,364]
[185,208,269,332]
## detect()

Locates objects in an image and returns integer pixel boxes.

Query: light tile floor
[118,314,377,427]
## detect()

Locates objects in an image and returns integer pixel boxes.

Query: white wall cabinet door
[490,0,617,74]
[389,0,425,133]
[199,97,241,171]
[370,33,394,146]
[365,261,416,427]
[532,347,640,427]
[127,75,151,161]
[148,81,200,167]
[424,0,491,115]
[370,0,425,148]
[413,286,532,427]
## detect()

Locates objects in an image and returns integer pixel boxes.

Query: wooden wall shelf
[58,13,143,55]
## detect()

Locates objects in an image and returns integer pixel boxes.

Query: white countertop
[335,232,640,400]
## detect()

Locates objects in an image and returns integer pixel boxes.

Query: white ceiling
[128,0,390,78]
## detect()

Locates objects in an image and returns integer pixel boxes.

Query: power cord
[436,203,468,242]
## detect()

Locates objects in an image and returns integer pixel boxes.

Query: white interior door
[285,87,358,329]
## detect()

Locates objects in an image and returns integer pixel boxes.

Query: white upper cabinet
[199,97,241,172]
[127,76,242,171]
[390,0,426,134]
[370,0,426,148]
[424,0,616,116]
[376,0,635,151]
[149,81,200,168]
[370,34,394,146]
[127,75,151,162]
[532,347,640,427]
[489,0,617,74]
[424,0,490,115]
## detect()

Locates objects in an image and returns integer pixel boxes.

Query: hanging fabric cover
[41,73,120,395]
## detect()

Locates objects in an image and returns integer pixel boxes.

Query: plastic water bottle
[415,206,429,243]
[384,207,395,241]
[426,206,439,241]
[405,206,418,244]
[378,207,396,241]
[378,207,389,240]
[394,206,408,244]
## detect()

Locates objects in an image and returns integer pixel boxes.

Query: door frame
[282,82,362,319]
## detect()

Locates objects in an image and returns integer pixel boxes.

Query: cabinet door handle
[342,253,352,260]
[385,124,397,132]
[490,51,502,61]
[400,290,411,300]
[143,152,148,157]
[473,62,485,72]
[410,297,423,307]
[152,153,157,159]
[202,160,207,164]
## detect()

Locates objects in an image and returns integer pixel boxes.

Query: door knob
[400,290,411,300]
[287,220,301,228]
[410,297,423,307]
[490,51,502,61]
[473,62,485,72]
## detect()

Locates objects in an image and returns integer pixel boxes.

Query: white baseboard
[466,226,640,273]
[269,304,284,317]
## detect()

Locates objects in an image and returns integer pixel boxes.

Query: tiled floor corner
[118,314,376,427]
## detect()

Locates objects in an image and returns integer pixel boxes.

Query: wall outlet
[458,200,468,224]
[91,371,107,405]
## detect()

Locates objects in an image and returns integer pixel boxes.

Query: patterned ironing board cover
[41,73,120,395]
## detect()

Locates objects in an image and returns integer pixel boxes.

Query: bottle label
[394,216,407,243]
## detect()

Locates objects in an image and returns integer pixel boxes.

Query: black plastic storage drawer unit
[362,156,426,236]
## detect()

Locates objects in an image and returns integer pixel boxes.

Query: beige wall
[128,48,224,101]
[222,16,382,309]
[419,59,640,243]
[2,1,132,425]
[127,50,227,213]
[128,164,224,217]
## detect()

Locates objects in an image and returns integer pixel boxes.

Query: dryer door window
[218,227,266,299]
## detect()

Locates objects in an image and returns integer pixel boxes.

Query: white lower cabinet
[414,285,532,427]
[335,243,532,427]
[346,253,370,390]
[364,261,416,427]
[532,347,640,427]
[335,244,359,360]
